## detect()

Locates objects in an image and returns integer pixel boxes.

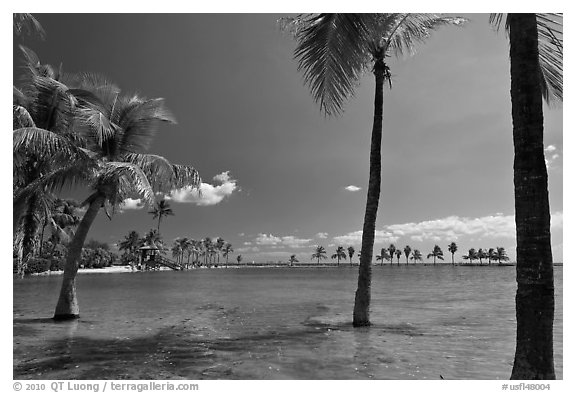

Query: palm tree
[311,245,327,264]
[148,199,173,234]
[171,240,183,264]
[410,249,422,264]
[215,237,226,266]
[387,244,396,266]
[462,248,478,264]
[487,248,497,265]
[395,249,402,265]
[284,13,466,327]
[119,230,141,260]
[403,245,411,264]
[375,248,389,266]
[331,246,347,266]
[448,242,458,265]
[222,243,233,268]
[496,247,510,265]
[491,13,561,379]
[288,254,299,267]
[347,246,355,266]
[477,248,487,265]
[202,237,213,266]
[427,245,444,265]
[13,13,46,39]
[19,80,201,319]
[236,254,242,266]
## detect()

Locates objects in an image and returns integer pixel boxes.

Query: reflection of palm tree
[410,249,422,264]
[403,245,412,264]
[148,200,173,234]
[427,245,444,265]
[331,246,347,266]
[311,245,327,264]
[448,242,458,265]
[284,13,466,327]
[492,13,561,379]
[375,248,389,266]
[347,246,355,266]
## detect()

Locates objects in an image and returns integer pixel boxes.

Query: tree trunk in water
[509,13,555,380]
[53,194,104,320]
[353,50,384,327]
[18,194,39,279]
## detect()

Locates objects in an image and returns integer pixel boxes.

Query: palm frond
[13,127,92,163]
[13,106,36,129]
[97,161,156,207]
[385,14,468,57]
[289,14,374,116]
[29,74,77,132]
[13,13,46,39]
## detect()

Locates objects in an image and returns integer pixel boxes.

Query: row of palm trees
[309,243,509,266]
[12,28,201,320]
[171,237,234,268]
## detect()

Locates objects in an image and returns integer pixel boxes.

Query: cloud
[166,171,238,206]
[119,198,145,211]
[316,232,328,239]
[345,185,361,192]
[254,233,313,248]
[333,212,563,245]
[544,145,556,153]
[543,145,561,169]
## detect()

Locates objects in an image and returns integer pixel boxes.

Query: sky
[11,13,563,264]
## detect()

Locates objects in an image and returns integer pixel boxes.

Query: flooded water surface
[13,266,563,380]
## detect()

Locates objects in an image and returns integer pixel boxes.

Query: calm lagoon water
[13,265,563,380]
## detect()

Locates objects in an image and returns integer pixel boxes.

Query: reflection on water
[14,266,563,379]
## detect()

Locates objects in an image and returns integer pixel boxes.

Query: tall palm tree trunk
[353,49,385,327]
[509,13,555,380]
[53,194,105,320]
[19,194,39,279]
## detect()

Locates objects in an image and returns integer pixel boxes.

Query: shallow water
[13,265,563,380]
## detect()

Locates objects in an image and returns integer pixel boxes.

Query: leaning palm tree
[487,247,497,265]
[496,246,510,265]
[20,84,201,319]
[331,246,347,266]
[375,248,389,266]
[403,245,412,264]
[491,13,561,379]
[477,248,487,265]
[311,245,328,264]
[222,243,233,268]
[410,249,423,264]
[347,246,355,266]
[427,245,444,265]
[148,199,173,234]
[283,13,466,326]
[447,242,458,265]
[462,248,478,264]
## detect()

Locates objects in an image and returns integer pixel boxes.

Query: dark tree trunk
[509,13,555,380]
[19,194,39,279]
[353,50,385,327]
[53,193,105,320]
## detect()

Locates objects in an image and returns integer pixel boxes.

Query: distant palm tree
[148,200,174,234]
[203,237,212,266]
[427,245,444,265]
[171,239,183,263]
[477,248,487,265]
[331,246,347,266]
[403,245,412,264]
[215,237,225,266]
[410,249,423,264]
[387,244,396,266]
[119,230,141,261]
[375,248,389,266]
[347,246,355,266]
[288,254,299,267]
[496,247,510,264]
[463,248,478,264]
[448,242,458,265]
[222,243,233,268]
[283,13,466,327]
[236,254,242,266]
[311,245,328,264]
[395,249,402,265]
[487,248,497,265]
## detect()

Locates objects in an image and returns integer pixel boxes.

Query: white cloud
[281,236,313,248]
[333,212,563,245]
[544,145,557,153]
[345,185,361,192]
[316,232,328,239]
[166,171,238,206]
[255,234,282,246]
[543,145,561,169]
[119,198,145,211]
[254,233,312,248]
